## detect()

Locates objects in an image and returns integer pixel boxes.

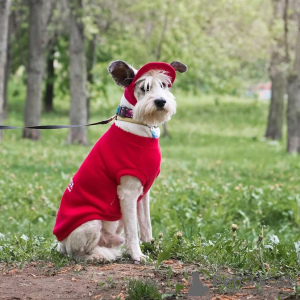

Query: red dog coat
[53,62,177,241]
[53,124,161,241]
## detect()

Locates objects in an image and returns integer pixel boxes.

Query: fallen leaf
[8,269,17,275]
[163,260,174,264]
[116,293,125,300]
[74,264,82,271]
[182,278,188,285]
[173,264,183,269]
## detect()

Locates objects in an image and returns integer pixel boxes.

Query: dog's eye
[141,84,150,93]
[161,82,166,88]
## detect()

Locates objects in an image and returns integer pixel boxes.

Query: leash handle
[0,115,116,130]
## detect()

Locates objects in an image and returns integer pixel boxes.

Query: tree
[265,0,289,140]
[287,6,300,153]
[67,0,88,145]
[23,0,54,140]
[86,35,96,122]
[3,11,13,118]
[0,0,11,140]
[44,43,55,113]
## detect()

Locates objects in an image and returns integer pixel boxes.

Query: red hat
[124,62,176,106]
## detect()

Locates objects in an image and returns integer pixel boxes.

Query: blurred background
[0,0,298,145]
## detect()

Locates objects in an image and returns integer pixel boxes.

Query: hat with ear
[124,62,177,106]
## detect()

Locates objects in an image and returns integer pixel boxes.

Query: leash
[0,115,116,130]
[0,106,132,130]
[0,106,159,138]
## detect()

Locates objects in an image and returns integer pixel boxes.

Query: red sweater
[53,124,161,241]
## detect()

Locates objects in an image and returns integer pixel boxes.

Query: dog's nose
[154,99,166,109]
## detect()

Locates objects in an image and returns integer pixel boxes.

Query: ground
[1,260,299,300]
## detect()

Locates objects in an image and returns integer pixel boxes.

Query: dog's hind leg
[58,220,120,261]
[99,221,125,248]
[137,191,152,242]
[117,176,145,262]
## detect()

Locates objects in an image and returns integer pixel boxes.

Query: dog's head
[108,61,187,126]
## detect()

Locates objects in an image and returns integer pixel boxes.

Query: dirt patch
[0,261,298,300]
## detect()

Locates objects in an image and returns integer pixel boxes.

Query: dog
[53,60,187,262]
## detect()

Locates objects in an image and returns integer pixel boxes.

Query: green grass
[126,279,162,300]
[0,80,299,276]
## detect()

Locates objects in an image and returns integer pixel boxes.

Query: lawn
[0,83,299,279]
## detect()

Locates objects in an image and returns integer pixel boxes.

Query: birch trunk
[67,0,88,145]
[0,0,10,140]
[23,0,54,139]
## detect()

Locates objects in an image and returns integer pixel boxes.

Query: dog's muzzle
[154,99,166,109]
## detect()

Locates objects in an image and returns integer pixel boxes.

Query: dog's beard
[133,96,176,126]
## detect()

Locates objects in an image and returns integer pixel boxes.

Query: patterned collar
[115,106,159,139]
[116,106,133,118]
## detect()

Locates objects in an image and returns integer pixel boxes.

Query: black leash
[0,115,116,130]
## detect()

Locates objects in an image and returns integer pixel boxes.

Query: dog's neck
[114,95,160,138]
[115,120,160,138]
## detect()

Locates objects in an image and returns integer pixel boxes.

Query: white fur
[133,70,176,127]
[57,68,177,262]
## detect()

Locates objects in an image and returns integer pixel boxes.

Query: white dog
[53,60,187,262]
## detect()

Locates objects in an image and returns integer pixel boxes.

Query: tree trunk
[0,0,11,140]
[3,11,12,118]
[86,35,96,123]
[265,0,288,140]
[287,17,300,153]
[265,69,286,139]
[67,0,88,145]
[44,46,55,113]
[23,0,54,139]
[162,123,170,138]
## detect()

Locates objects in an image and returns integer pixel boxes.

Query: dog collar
[124,62,176,106]
[115,106,159,138]
[116,106,133,118]
[116,106,145,126]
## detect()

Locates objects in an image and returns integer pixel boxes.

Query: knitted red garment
[53,124,161,241]
[124,62,176,106]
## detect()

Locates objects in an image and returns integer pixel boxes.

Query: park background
[0,0,300,298]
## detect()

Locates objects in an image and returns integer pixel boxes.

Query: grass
[126,279,162,300]
[0,79,299,278]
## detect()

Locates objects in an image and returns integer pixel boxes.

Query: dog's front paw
[129,250,149,263]
[140,234,152,243]
[132,255,149,264]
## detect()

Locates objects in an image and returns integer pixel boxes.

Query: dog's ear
[170,61,188,73]
[108,61,136,88]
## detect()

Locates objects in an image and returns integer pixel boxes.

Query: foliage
[7,0,272,99]
[82,0,272,94]
[0,232,71,268]
[126,279,162,300]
